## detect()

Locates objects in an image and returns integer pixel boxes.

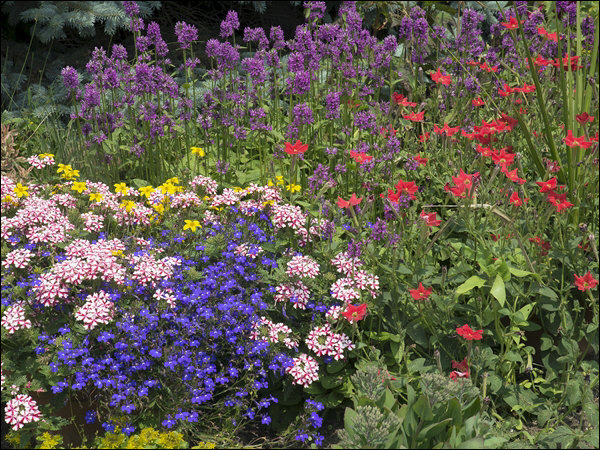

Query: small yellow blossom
[89,192,103,202]
[14,183,29,198]
[267,179,274,187]
[114,182,128,194]
[38,153,54,160]
[276,175,284,185]
[202,196,211,201]
[120,200,136,212]
[157,183,177,195]
[262,200,275,207]
[286,183,301,193]
[61,168,80,180]
[233,186,243,192]
[57,163,72,174]
[153,203,165,214]
[166,177,180,185]
[112,250,124,257]
[138,185,155,198]
[71,181,87,193]
[191,146,205,157]
[183,219,201,232]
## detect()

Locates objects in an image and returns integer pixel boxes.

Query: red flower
[452,169,478,193]
[420,211,441,227]
[414,154,428,166]
[472,98,485,107]
[419,132,430,143]
[450,357,470,379]
[546,191,573,212]
[575,113,595,125]
[394,179,418,200]
[574,272,598,291]
[476,145,493,157]
[498,83,514,97]
[350,150,373,164]
[502,167,526,184]
[536,177,557,193]
[433,123,460,137]
[538,27,559,42]
[342,303,368,323]
[337,193,362,209]
[509,191,526,206]
[479,62,498,73]
[491,149,515,169]
[284,140,308,155]
[392,92,404,105]
[501,17,523,29]
[456,324,483,341]
[409,283,433,300]
[403,111,425,122]
[431,68,452,86]
[564,130,593,149]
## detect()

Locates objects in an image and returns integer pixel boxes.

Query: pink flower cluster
[2,248,34,269]
[4,394,42,430]
[129,253,181,286]
[80,212,104,232]
[286,353,320,387]
[1,302,32,334]
[190,174,218,196]
[305,323,355,360]
[250,316,298,349]
[274,281,311,309]
[74,290,115,330]
[271,204,306,231]
[153,288,176,308]
[331,251,363,276]
[2,196,75,245]
[27,154,55,169]
[286,254,320,278]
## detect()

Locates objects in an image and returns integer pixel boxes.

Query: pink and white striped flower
[74,290,115,330]
[286,353,320,387]
[286,255,320,279]
[2,249,34,269]
[4,394,42,431]
[1,302,32,334]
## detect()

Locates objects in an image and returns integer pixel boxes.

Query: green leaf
[326,359,348,374]
[320,374,343,390]
[456,276,485,295]
[413,395,434,420]
[344,407,358,440]
[456,437,486,449]
[490,274,506,307]
[509,267,534,277]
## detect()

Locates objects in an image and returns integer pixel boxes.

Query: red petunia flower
[564,130,593,149]
[479,62,498,73]
[574,272,598,291]
[431,68,452,86]
[502,167,526,185]
[501,17,523,29]
[472,98,485,107]
[350,150,373,164]
[409,282,433,300]
[450,357,470,379]
[546,191,573,212]
[420,210,441,227]
[284,140,308,155]
[491,149,515,169]
[575,113,595,125]
[456,324,483,340]
[419,132,430,143]
[536,177,557,193]
[433,123,460,137]
[509,191,527,206]
[414,154,428,166]
[342,303,368,323]
[337,193,362,209]
[403,111,425,122]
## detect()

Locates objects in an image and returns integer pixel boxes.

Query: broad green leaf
[456,276,486,295]
[490,274,506,307]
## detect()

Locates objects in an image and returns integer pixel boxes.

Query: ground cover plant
[1,1,599,448]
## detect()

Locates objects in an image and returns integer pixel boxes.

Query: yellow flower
[191,146,205,157]
[183,219,201,232]
[38,153,54,160]
[166,177,180,185]
[262,200,274,207]
[276,175,284,185]
[138,185,155,198]
[14,183,29,198]
[71,181,87,193]
[112,250,124,257]
[267,179,274,187]
[153,203,165,214]
[233,186,243,192]
[89,192,103,202]
[158,183,177,195]
[57,163,72,174]
[114,182,128,194]
[202,196,211,201]
[286,183,301,193]
[61,168,80,180]
[120,200,136,212]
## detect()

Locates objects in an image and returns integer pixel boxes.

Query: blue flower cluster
[43,208,292,431]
